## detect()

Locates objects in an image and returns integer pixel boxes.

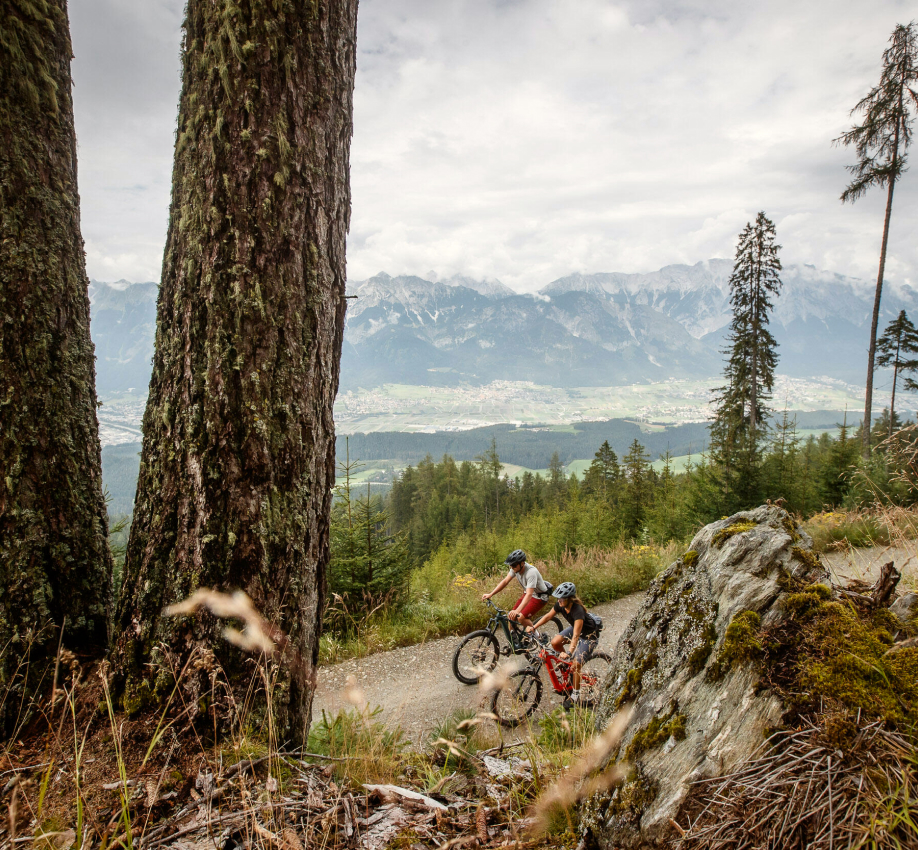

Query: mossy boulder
[584,506,828,849]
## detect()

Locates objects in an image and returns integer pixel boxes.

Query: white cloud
[70,0,918,291]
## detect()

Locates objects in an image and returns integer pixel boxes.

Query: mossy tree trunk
[0,0,113,727]
[114,0,358,742]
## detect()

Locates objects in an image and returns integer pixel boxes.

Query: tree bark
[862,116,901,457]
[890,337,900,439]
[0,0,113,726]
[114,0,358,742]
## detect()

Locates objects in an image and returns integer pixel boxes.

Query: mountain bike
[451,598,561,685]
[489,637,612,726]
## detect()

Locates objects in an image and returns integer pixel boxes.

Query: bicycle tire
[490,670,543,727]
[452,630,500,685]
[578,651,612,706]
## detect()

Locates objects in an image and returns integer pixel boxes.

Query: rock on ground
[586,505,827,849]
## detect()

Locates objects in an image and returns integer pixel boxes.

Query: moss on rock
[791,545,821,572]
[624,705,687,762]
[712,520,758,548]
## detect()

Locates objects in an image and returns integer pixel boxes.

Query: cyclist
[526,581,602,707]
[481,549,553,629]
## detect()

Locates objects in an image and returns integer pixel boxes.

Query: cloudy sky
[69,0,918,292]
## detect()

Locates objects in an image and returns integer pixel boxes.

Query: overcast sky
[69,0,918,292]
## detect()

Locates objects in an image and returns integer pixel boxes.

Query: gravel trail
[311,592,647,743]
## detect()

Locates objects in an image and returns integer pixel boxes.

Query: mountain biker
[526,581,601,707]
[481,549,552,629]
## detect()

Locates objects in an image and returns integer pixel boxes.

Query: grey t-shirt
[508,562,551,600]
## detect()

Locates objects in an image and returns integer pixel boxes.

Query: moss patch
[687,620,718,675]
[721,610,763,666]
[761,585,918,728]
[712,521,758,548]
[795,602,918,726]
[790,546,821,572]
[624,705,687,762]
[604,766,658,826]
[781,514,801,543]
[657,560,684,595]
[614,639,658,710]
[682,550,699,568]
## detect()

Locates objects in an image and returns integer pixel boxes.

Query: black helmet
[552,581,576,599]
[505,549,526,566]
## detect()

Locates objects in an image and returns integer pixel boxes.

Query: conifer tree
[0,0,113,722]
[836,22,918,456]
[114,0,359,740]
[582,440,620,501]
[709,212,782,509]
[876,309,918,436]
[329,477,410,625]
[621,439,652,538]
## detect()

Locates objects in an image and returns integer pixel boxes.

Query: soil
[311,592,647,743]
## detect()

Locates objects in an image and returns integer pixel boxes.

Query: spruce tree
[582,440,620,501]
[876,309,918,436]
[0,0,113,724]
[114,0,359,740]
[836,22,918,457]
[710,212,782,509]
[621,439,651,538]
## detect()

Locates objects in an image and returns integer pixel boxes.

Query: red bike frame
[536,647,598,695]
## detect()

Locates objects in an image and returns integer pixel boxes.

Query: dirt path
[821,542,916,589]
[312,541,918,744]
[311,592,646,744]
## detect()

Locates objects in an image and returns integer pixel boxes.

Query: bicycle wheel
[578,651,612,706]
[490,671,543,727]
[452,630,500,685]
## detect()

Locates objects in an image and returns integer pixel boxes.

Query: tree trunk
[863,124,900,457]
[890,343,900,440]
[114,0,358,742]
[0,0,113,726]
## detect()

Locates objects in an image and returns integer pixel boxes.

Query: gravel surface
[311,592,647,743]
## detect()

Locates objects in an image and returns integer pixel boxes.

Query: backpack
[587,613,603,632]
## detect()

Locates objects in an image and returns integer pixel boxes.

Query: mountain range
[89,260,917,394]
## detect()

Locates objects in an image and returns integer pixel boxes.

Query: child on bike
[481,549,553,629]
[526,581,602,707]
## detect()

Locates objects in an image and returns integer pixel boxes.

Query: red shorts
[513,595,546,619]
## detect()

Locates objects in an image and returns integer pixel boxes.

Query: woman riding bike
[527,581,602,708]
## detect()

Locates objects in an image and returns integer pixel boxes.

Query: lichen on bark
[113,0,359,743]
[0,0,113,730]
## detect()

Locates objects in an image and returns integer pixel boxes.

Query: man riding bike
[527,581,602,708]
[481,549,552,630]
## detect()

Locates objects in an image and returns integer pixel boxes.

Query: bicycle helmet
[505,549,526,566]
[552,581,577,599]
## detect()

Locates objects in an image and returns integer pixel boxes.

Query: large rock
[585,505,827,849]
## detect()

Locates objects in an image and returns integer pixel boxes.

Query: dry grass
[680,718,918,849]
[0,591,585,850]
[804,507,918,590]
